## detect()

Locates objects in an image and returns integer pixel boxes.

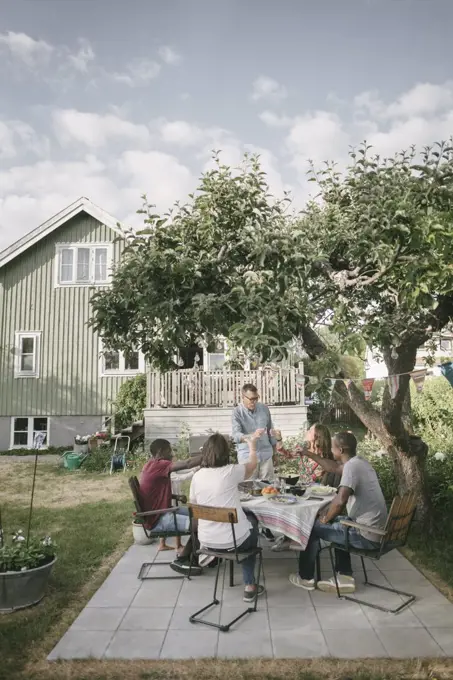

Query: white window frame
[10,416,49,450]
[205,339,227,371]
[99,340,145,377]
[14,331,41,378]
[55,243,113,287]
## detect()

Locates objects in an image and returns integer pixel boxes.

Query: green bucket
[62,452,86,471]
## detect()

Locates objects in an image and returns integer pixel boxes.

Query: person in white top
[190,430,265,604]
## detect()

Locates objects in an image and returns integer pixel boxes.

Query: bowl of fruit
[261,486,279,497]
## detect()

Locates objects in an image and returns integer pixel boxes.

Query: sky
[1,0,453,250]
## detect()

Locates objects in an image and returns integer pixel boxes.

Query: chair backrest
[383,491,417,546]
[128,476,143,514]
[188,503,238,524]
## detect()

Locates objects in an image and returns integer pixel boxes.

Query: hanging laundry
[410,369,427,393]
[362,378,375,400]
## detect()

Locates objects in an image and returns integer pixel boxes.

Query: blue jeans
[298,517,381,580]
[152,506,190,533]
[215,524,259,586]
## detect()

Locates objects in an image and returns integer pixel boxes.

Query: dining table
[241,491,334,550]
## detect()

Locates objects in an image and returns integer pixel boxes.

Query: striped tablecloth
[242,495,333,550]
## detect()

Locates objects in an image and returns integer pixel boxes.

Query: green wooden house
[0,197,146,450]
[0,197,307,451]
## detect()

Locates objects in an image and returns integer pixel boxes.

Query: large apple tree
[90,145,453,521]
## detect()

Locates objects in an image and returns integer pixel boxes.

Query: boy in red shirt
[140,438,202,563]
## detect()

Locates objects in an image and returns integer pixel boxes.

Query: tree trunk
[301,326,432,527]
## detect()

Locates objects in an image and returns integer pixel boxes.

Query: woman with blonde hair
[271,423,341,552]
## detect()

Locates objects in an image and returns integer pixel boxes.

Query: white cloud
[67,38,95,73]
[159,120,205,146]
[157,119,227,147]
[287,111,349,168]
[0,30,96,80]
[354,81,453,120]
[251,76,287,102]
[53,109,150,147]
[0,119,49,159]
[117,150,194,209]
[158,45,182,65]
[0,31,53,67]
[259,110,292,127]
[112,58,161,86]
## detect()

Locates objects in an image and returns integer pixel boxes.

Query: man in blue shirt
[232,383,278,541]
[232,383,277,480]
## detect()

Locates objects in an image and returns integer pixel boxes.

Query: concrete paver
[48,539,453,660]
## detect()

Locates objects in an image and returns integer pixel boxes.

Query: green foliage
[82,447,112,473]
[367,455,398,502]
[0,531,55,573]
[0,446,67,457]
[112,373,146,430]
[357,436,384,459]
[91,144,453,372]
[412,377,453,452]
[172,423,191,460]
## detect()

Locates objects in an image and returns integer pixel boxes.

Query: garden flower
[12,530,26,543]
[434,452,446,461]
[42,536,53,546]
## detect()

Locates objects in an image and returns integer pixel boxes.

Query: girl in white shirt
[190,431,265,603]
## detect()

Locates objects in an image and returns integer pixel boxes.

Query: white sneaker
[198,554,216,567]
[271,536,291,552]
[289,573,315,591]
[317,574,356,594]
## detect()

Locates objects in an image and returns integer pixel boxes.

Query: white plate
[268,495,298,505]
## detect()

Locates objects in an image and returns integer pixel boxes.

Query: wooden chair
[187,503,263,632]
[128,476,191,580]
[319,491,417,614]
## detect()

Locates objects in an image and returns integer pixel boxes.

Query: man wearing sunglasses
[232,383,278,540]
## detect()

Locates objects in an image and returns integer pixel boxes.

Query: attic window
[56,244,112,286]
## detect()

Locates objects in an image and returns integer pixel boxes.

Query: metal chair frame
[129,476,191,580]
[318,491,417,614]
[187,503,263,632]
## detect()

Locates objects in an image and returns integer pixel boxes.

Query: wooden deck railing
[147,368,304,408]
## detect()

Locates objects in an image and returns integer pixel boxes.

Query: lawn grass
[1,459,453,680]
[0,461,132,680]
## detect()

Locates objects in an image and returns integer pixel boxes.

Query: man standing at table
[232,383,278,540]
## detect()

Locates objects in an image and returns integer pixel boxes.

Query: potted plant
[132,514,155,545]
[0,435,56,612]
[0,527,56,612]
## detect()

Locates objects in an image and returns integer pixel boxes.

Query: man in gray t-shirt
[288,431,388,596]
[340,455,388,541]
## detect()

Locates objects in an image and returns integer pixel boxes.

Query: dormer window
[56,244,113,286]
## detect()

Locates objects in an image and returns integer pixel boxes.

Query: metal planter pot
[0,557,56,613]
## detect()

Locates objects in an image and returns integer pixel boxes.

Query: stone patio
[48,539,453,660]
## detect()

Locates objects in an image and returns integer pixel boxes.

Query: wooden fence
[147,368,304,408]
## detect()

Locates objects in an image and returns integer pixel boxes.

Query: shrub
[113,374,146,430]
[172,423,191,460]
[82,448,112,473]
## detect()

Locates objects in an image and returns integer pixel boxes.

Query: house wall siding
[0,212,127,424]
[144,405,308,445]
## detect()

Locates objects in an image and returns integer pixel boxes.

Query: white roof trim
[0,197,124,269]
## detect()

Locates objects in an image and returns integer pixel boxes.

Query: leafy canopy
[91,143,453,369]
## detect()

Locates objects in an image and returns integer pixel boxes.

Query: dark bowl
[289,486,305,497]
[282,475,300,485]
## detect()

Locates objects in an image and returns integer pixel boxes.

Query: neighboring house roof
[0,197,124,269]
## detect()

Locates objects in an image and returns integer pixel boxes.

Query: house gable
[0,197,123,270]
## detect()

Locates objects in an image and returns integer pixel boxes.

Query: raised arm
[301,444,344,475]
[243,430,263,479]
[232,408,247,444]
